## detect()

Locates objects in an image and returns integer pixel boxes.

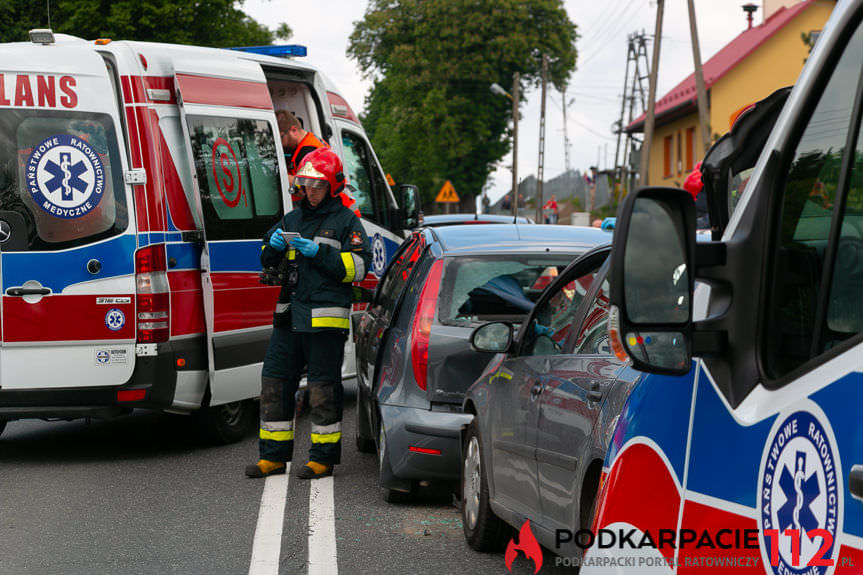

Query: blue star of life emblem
[759,409,841,575]
[371,233,388,277]
[105,308,125,331]
[26,134,106,219]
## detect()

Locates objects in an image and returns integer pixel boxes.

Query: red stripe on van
[120,75,134,105]
[676,500,760,573]
[157,120,196,230]
[128,75,146,104]
[136,108,166,232]
[175,74,272,109]
[3,295,135,341]
[210,273,278,332]
[168,270,205,336]
[124,107,142,167]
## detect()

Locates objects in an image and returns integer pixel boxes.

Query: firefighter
[246,147,371,480]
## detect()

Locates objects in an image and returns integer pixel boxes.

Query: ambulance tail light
[410,259,443,392]
[136,244,169,343]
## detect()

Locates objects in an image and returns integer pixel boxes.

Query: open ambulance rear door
[173,57,288,406]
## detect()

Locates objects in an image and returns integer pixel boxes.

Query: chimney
[743,3,759,29]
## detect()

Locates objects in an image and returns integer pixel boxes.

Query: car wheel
[197,398,256,444]
[462,420,508,551]
[355,385,376,453]
[378,421,417,503]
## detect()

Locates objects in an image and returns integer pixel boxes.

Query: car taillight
[135,244,169,343]
[410,259,443,391]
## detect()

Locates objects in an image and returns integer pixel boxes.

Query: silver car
[352,224,609,502]
[461,245,641,557]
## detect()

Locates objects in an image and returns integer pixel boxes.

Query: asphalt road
[0,379,577,574]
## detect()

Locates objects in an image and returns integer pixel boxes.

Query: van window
[763,21,863,379]
[0,111,127,250]
[342,130,390,227]
[186,116,282,241]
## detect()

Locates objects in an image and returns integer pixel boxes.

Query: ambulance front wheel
[197,399,256,444]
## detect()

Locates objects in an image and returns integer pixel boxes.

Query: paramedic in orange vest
[277,110,361,217]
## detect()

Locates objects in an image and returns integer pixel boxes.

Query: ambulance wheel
[197,399,256,444]
[462,420,508,551]
[355,387,375,453]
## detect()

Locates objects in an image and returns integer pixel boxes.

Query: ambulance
[0,30,418,441]
[582,1,863,572]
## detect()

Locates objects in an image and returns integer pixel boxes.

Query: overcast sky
[244,0,781,203]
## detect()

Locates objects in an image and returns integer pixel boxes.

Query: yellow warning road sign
[435,180,459,203]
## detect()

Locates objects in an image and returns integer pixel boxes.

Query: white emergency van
[0,31,419,441]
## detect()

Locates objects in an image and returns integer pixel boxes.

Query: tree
[0,0,290,47]
[349,0,577,211]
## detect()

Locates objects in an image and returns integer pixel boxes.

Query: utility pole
[612,36,632,197]
[687,0,711,153]
[536,54,548,223]
[641,0,664,186]
[511,72,520,218]
[561,86,571,173]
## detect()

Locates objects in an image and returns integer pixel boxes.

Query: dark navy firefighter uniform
[258,192,371,468]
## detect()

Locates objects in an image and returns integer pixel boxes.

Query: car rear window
[438,255,576,324]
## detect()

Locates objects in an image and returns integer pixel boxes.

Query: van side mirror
[609,187,696,375]
[399,184,421,229]
[470,322,513,353]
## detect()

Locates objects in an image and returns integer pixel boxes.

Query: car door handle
[6,287,51,296]
[850,465,863,501]
[587,390,603,402]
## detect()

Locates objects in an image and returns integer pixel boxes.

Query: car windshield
[438,255,576,324]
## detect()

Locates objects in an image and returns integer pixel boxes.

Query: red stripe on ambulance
[210,273,278,332]
[2,295,134,341]
[174,74,271,109]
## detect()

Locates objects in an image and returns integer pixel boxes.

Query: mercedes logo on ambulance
[0,219,11,243]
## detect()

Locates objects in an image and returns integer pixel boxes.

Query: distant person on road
[543,194,559,224]
[481,194,490,214]
[246,148,371,480]
[501,194,512,212]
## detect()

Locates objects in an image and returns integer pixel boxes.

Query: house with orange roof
[627,0,836,187]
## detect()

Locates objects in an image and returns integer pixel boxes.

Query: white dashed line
[308,475,338,575]
[248,468,290,575]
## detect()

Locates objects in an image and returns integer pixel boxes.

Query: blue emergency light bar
[230,44,307,58]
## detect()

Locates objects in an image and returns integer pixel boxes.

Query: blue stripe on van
[209,240,264,272]
[2,234,136,293]
[167,242,201,270]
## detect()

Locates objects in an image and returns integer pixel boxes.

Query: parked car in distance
[352,224,609,502]
[460,244,641,557]
[419,213,534,227]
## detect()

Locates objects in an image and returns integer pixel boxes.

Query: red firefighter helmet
[683,161,703,200]
[295,147,346,196]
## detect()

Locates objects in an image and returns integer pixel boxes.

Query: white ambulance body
[0,32,417,441]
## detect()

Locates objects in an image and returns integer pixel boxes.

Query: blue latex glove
[291,237,319,258]
[533,323,555,337]
[601,217,616,231]
[269,228,287,250]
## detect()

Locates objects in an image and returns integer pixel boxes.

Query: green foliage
[0,0,285,47]
[349,0,577,210]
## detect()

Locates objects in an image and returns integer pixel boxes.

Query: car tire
[462,420,508,551]
[355,385,376,453]
[378,421,418,503]
[197,398,256,444]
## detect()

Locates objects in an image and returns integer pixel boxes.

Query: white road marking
[308,475,338,575]
[248,468,290,575]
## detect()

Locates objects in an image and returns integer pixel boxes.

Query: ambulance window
[185,116,282,241]
[3,111,127,250]
[342,130,389,226]
[763,21,863,379]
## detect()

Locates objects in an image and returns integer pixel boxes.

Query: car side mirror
[470,322,513,353]
[399,184,421,229]
[609,187,696,375]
